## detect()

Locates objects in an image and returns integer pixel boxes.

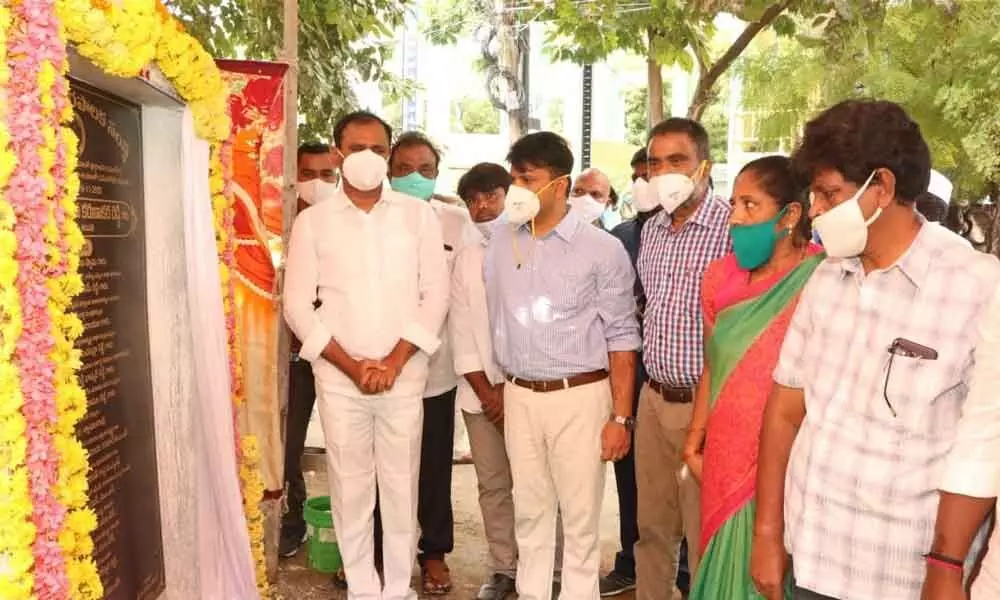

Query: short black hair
[506,131,574,178]
[457,163,513,200]
[389,131,442,169]
[915,192,948,223]
[791,100,930,203]
[630,147,648,167]
[648,118,711,162]
[298,142,330,161]
[739,155,811,242]
[332,110,393,148]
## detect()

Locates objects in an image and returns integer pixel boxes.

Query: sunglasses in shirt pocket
[881,336,952,433]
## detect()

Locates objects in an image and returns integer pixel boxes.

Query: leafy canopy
[740,0,1000,199]
[165,0,414,141]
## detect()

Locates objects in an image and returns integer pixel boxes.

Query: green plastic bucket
[303,496,342,573]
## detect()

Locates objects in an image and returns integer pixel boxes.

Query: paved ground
[274,452,636,600]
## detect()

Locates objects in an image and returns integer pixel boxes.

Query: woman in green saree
[684,156,823,599]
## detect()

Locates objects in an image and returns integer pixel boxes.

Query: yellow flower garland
[0,5,36,599]
[61,0,160,79]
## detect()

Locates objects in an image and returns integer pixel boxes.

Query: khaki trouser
[464,409,565,580]
[634,382,701,600]
[463,409,519,577]
[505,380,610,600]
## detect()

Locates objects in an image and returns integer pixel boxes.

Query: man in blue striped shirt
[484,132,641,600]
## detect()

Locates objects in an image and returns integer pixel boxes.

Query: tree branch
[687,0,798,119]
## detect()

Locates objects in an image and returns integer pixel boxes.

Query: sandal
[421,558,452,595]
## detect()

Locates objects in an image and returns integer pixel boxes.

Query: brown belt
[506,369,608,393]
[648,379,693,403]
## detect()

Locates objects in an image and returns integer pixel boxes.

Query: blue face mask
[390,172,436,200]
[730,207,789,271]
[600,208,622,231]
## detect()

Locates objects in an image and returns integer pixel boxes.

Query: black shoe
[278,528,306,558]
[477,573,516,600]
[599,571,636,596]
[331,569,348,590]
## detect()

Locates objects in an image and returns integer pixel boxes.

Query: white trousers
[505,380,611,600]
[316,387,423,600]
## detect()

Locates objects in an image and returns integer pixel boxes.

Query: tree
[739,0,998,201]
[424,0,530,140]
[452,96,502,134]
[541,0,844,124]
[166,0,415,141]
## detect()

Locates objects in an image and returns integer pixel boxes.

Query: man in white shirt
[921,286,1000,599]
[751,100,1000,600]
[384,131,471,594]
[569,167,618,230]
[283,110,449,600]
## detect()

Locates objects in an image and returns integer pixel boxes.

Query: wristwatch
[611,414,636,431]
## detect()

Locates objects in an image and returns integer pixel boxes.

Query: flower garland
[4,1,81,597]
[42,10,102,598]
[2,0,269,595]
[0,3,36,599]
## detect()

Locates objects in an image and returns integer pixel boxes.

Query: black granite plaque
[69,79,165,600]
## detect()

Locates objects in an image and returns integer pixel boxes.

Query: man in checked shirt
[634,118,731,600]
[751,100,1000,600]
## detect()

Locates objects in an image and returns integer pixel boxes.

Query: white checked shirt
[283,187,450,398]
[774,222,1000,599]
[637,193,730,386]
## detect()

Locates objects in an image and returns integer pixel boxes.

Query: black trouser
[612,353,644,578]
[794,588,838,600]
[374,388,458,562]
[281,358,316,538]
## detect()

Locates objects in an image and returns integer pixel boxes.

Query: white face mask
[504,185,541,226]
[296,178,339,206]
[340,149,387,192]
[812,171,879,258]
[650,172,696,214]
[474,216,502,240]
[569,193,607,225]
[630,178,658,213]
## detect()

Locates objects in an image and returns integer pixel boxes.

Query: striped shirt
[774,222,1000,599]
[484,209,641,380]
[637,194,731,387]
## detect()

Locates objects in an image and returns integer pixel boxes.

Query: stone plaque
[70,79,166,600]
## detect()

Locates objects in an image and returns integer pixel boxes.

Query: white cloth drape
[181,108,259,599]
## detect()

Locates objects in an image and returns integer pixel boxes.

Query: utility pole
[268,0,298,584]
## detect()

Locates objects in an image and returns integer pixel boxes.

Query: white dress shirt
[450,231,504,414]
[423,199,474,398]
[773,222,1000,599]
[283,187,450,398]
[944,286,1000,598]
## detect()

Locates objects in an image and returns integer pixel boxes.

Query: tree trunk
[988,181,1000,258]
[686,0,795,120]
[646,28,664,127]
[499,0,528,141]
[270,0,298,583]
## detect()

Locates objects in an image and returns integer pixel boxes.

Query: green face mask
[390,172,436,200]
[730,207,788,271]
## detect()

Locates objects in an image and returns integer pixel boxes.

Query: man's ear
[875,167,898,208]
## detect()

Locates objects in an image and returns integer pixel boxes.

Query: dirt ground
[273,453,638,600]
